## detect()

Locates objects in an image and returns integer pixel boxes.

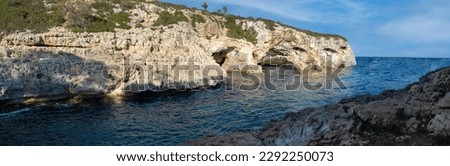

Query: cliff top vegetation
[0,0,346,41]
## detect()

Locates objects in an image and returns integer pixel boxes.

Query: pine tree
[202,2,208,11]
[223,6,228,15]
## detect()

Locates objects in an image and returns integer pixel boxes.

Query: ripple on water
[0,57,450,145]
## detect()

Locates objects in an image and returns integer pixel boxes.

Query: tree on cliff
[223,6,228,15]
[201,2,208,11]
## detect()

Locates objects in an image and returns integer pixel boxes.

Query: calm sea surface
[1,57,450,145]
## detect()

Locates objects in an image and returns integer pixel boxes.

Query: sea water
[0,57,449,145]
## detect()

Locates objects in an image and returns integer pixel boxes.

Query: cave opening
[212,47,234,66]
[324,48,338,53]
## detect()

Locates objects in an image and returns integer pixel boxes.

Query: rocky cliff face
[186,67,450,146]
[0,0,356,101]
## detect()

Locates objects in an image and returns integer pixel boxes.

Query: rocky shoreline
[186,67,450,145]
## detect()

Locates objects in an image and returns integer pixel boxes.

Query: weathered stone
[0,1,356,101]
[438,92,450,109]
[405,117,420,133]
[428,112,450,136]
[354,100,403,126]
[187,67,450,146]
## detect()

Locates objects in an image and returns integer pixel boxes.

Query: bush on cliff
[0,0,64,34]
[153,10,189,26]
[0,0,138,34]
[112,0,146,10]
[150,1,191,11]
[224,15,257,44]
[191,14,206,28]
[0,0,347,42]
[108,12,132,30]
[63,0,132,32]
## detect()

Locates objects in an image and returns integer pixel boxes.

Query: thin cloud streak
[210,0,369,24]
[377,0,450,44]
[210,0,316,22]
[379,16,450,43]
[163,0,450,57]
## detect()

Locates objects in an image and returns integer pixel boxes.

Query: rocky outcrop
[0,1,355,101]
[186,67,450,146]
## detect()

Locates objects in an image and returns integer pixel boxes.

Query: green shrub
[112,0,146,10]
[153,10,188,26]
[70,17,115,33]
[191,14,206,28]
[0,0,346,41]
[65,1,132,33]
[70,11,132,33]
[88,19,115,32]
[257,18,277,31]
[91,1,114,16]
[0,0,64,34]
[108,12,131,29]
[150,1,191,11]
[224,16,257,44]
[135,23,144,29]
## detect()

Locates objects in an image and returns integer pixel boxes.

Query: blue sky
[161,0,450,58]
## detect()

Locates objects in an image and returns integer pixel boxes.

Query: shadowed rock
[186,67,450,146]
[0,1,356,101]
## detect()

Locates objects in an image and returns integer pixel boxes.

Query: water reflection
[0,57,450,145]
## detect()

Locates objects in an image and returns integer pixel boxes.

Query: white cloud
[167,0,450,57]
[378,0,450,43]
[208,0,369,24]
[379,17,450,43]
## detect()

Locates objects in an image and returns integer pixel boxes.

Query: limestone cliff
[0,0,356,101]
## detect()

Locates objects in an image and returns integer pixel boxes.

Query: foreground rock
[0,0,355,101]
[186,67,450,145]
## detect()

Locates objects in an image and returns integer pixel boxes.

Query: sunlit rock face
[0,1,355,101]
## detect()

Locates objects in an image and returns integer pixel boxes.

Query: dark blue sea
[1,57,450,145]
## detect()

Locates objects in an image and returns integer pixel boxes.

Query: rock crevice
[0,1,356,101]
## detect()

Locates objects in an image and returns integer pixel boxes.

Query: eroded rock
[0,2,356,101]
[437,92,450,109]
[186,67,450,145]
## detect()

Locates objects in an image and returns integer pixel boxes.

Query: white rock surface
[0,2,356,100]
